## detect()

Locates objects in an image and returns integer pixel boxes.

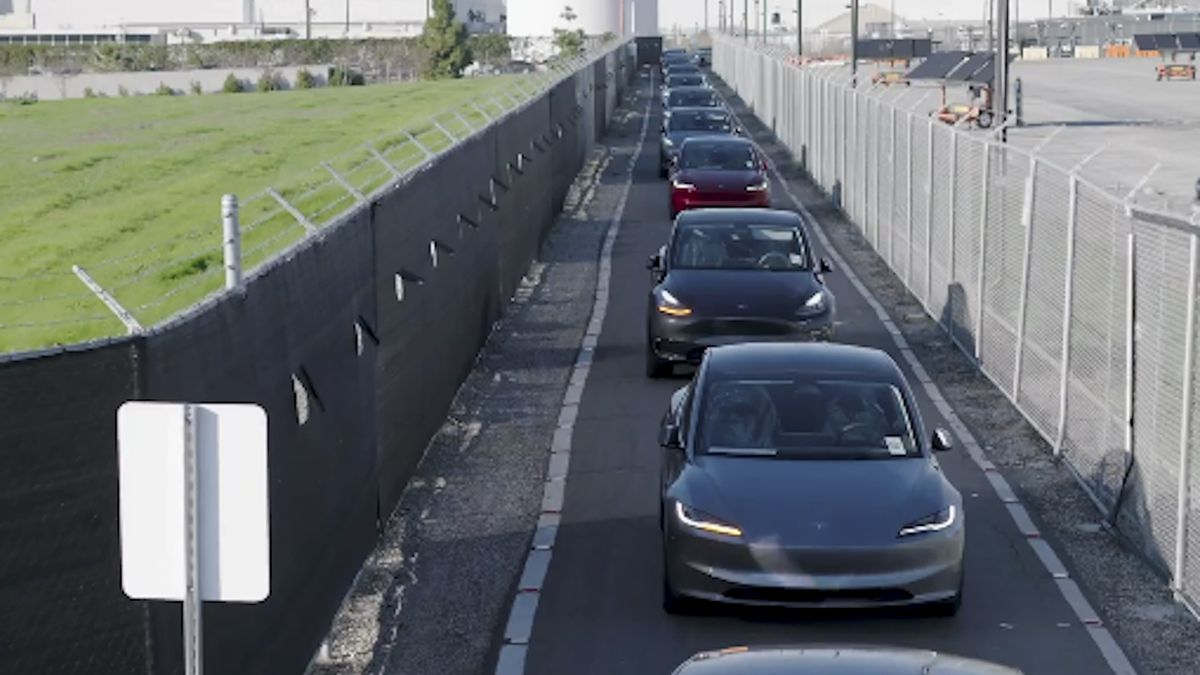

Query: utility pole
[304,0,311,40]
[763,0,768,45]
[744,0,749,41]
[797,0,803,56]
[996,0,1010,137]
[851,0,859,81]
[705,0,710,32]
[344,0,350,36]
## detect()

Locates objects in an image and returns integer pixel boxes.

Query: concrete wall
[0,64,331,99]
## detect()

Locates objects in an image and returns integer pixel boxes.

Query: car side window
[677,383,694,445]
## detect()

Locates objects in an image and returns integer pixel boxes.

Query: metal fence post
[183,402,203,675]
[72,265,143,334]
[1013,157,1039,402]
[221,194,243,292]
[1124,226,1136,495]
[888,105,897,265]
[1173,232,1198,598]
[1054,174,1080,456]
[925,119,935,304]
[975,143,991,361]
[946,130,958,330]
[907,113,914,288]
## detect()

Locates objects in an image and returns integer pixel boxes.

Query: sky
[658,0,1084,31]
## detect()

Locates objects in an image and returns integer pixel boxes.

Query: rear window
[696,377,919,460]
[668,74,704,87]
[679,141,756,171]
[669,110,731,133]
[669,91,720,108]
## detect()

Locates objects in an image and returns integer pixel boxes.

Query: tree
[552,5,586,60]
[420,0,470,79]
[470,33,512,69]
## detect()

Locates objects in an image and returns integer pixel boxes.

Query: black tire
[660,162,669,179]
[646,338,671,378]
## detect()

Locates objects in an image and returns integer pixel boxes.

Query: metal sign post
[183,404,203,675]
[118,402,270,675]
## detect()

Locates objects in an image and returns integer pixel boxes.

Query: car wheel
[646,338,671,378]
[659,163,668,179]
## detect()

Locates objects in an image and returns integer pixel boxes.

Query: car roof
[704,343,904,384]
[673,646,1021,675]
[667,85,713,93]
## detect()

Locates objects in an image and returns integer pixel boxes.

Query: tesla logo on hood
[809,521,828,531]
[736,303,750,310]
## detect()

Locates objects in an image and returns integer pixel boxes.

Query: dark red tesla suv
[668,136,770,219]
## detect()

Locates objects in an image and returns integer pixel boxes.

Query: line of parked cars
[650,48,1005,675]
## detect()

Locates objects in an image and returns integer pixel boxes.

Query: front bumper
[664,512,965,609]
[649,311,834,363]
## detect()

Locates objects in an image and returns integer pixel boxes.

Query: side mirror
[647,253,662,271]
[931,428,954,452]
[819,257,834,274]
[659,423,683,449]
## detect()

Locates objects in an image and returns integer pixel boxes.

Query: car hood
[684,456,952,545]
[677,646,1020,675]
[661,269,822,317]
[675,168,763,191]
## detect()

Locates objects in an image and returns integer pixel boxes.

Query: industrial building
[0,0,507,43]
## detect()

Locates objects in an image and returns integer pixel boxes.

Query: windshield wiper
[707,447,779,457]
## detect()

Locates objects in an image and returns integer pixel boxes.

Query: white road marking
[494,76,654,675]
[724,98,1138,675]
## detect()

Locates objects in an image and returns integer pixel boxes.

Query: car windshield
[669,91,720,108]
[672,223,809,271]
[668,75,704,87]
[679,141,756,170]
[696,378,919,460]
[669,111,732,133]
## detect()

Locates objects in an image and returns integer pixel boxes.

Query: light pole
[797,0,803,56]
[705,0,710,32]
[995,0,1010,137]
[744,0,749,41]
[851,0,859,81]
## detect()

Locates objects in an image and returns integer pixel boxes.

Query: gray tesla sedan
[658,343,964,614]
[646,209,835,377]
[672,646,1020,675]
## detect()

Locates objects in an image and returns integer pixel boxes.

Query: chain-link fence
[715,37,1200,615]
[0,51,608,357]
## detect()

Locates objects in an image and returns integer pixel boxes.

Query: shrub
[82,87,96,98]
[189,80,203,95]
[327,66,364,86]
[222,73,244,93]
[296,68,316,89]
[256,71,280,92]
[117,84,130,97]
[154,82,175,96]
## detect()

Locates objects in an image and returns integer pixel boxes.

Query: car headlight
[796,290,827,316]
[663,138,675,148]
[656,288,692,317]
[746,179,770,192]
[898,505,956,537]
[676,501,742,537]
[672,178,697,192]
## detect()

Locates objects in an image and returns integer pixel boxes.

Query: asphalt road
[521,79,1122,674]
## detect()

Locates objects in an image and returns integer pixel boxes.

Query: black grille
[723,586,914,604]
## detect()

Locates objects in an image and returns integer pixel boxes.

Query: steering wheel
[835,422,875,444]
[757,252,790,270]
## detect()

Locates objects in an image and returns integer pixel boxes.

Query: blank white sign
[117,402,269,603]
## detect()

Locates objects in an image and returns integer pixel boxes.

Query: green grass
[0,73,550,352]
